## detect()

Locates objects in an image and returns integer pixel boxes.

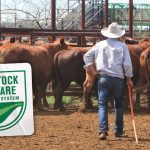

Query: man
[83,22,133,140]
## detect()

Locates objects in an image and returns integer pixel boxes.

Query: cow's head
[45,37,68,57]
[10,37,16,43]
[56,37,68,49]
[125,37,139,45]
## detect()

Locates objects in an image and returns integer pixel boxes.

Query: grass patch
[91,97,98,108]
[46,96,80,106]
[46,95,98,109]
[46,96,55,105]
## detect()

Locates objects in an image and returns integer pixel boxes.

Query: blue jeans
[98,75,125,133]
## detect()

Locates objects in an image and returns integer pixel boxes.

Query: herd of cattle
[0,36,149,112]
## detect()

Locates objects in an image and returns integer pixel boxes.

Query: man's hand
[86,65,95,75]
[126,77,133,87]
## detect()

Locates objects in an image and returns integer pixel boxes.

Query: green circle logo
[0,71,27,131]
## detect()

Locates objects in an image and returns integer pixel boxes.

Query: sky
[1,0,150,11]
[1,0,150,7]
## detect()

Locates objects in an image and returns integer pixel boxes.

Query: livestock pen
[0,0,150,149]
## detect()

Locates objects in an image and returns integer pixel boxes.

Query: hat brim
[101,28,125,38]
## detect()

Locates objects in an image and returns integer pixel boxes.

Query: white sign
[0,63,34,136]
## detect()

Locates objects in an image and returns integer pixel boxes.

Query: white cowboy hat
[101,22,125,38]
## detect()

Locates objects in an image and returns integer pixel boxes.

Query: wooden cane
[128,85,138,144]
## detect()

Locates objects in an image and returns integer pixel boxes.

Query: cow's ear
[10,37,15,43]
[60,38,65,45]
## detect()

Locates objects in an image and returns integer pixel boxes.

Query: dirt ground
[0,95,150,150]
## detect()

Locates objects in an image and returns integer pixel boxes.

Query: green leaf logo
[0,70,28,131]
[0,102,23,124]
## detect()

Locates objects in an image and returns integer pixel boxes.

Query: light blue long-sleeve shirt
[83,38,133,79]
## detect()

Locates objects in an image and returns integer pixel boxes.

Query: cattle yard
[0,0,150,150]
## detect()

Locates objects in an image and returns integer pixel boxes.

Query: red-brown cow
[0,38,68,110]
[127,41,150,108]
[135,47,150,107]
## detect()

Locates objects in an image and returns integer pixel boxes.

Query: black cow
[52,47,97,111]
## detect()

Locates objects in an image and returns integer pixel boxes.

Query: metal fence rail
[0,27,102,46]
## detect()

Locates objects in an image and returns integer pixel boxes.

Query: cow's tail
[145,52,150,86]
[141,50,150,89]
[53,51,61,85]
